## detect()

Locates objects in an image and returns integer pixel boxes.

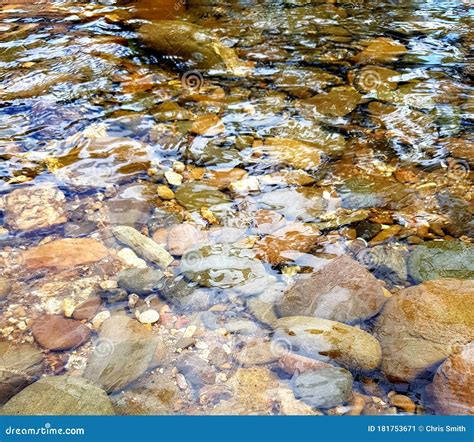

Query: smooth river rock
[278,255,388,323]
[374,279,474,382]
[291,366,353,409]
[3,185,67,232]
[84,315,159,392]
[0,342,43,405]
[112,225,173,268]
[180,244,274,294]
[273,316,382,372]
[1,375,114,415]
[32,314,91,351]
[430,343,474,415]
[117,267,165,296]
[139,20,251,74]
[407,241,474,282]
[23,238,108,271]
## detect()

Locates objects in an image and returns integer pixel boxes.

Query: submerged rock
[3,185,67,232]
[352,37,407,64]
[112,225,173,268]
[255,223,320,265]
[430,343,474,415]
[278,255,387,323]
[72,297,101,321]
[358,244,408,286]
[291,366,353,409]
[1,376,114,415]
[234,339,278,367]
[139,21,251,74]
[338,176,409,210]
[259,138,322,170]
[353,66,399,94]
[180,244,273,293]
[175,182,231,212]
[117,267,165,296]
[23,238,108,271]
[436,192,474,238]
[273,316,382,372]
[32,314,91,351]
[255,187,327,222]
[84,315,159,392]
[211,367,315,415]
[0,342,43,405]
[407,241,474,282]
[0,278,11,299]
[159,223,209,256]
[298,86,361,117]
[374,279,474,382]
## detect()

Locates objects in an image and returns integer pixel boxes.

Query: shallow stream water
[0,0,473,416]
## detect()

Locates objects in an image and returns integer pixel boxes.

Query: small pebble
[389,394,416,413]
[157,185,175,200]
[62,298,76,318]
[117,248,147,268]
[176,373,188,390]
[164,170,183,186]
[128,293,140,308]
[91,310,111,330]
[138,309,160,324]
[182,325,197,338]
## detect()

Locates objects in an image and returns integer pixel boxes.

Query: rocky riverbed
[0,0,473,416]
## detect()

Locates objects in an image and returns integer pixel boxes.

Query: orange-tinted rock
[431,343,474,415]
[260,138,322,170]
[375,279,474,382]
[201,168,247,189]
[440,138,474,162]
[279,353,335,375]
[352,38,407,64]
[72,297,102,321]
[278,255,387,323]
[255,223,320,265]
[4,185,67,232]
[23,238,108,270]
[253,210,286,235]
[191,115,224,136]
[298,86,361,117]
[32,315,91,350]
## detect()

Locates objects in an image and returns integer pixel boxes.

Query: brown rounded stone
[32,315,91,351]
[375,279,474,382]
[255,223,320,265]
[23,238,108,270]
[278,254,387,323]
[72,297,102,321]
[431,343,474,415]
